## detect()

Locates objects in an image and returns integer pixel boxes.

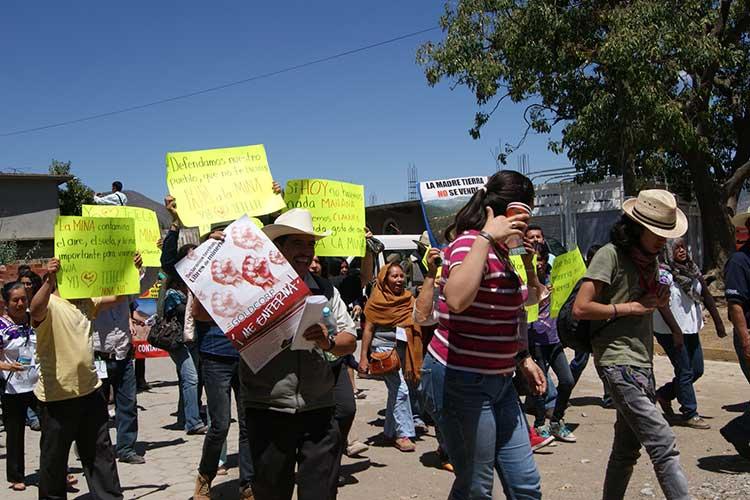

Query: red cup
[505,202,531,255]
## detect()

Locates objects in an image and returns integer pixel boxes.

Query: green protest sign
[81,205,161,267]
[284,179,365,257]
[550,248,587,318]
[54,216,140,299]
[510,255,539,322]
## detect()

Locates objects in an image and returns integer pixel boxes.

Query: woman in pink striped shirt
[420,171,546,500]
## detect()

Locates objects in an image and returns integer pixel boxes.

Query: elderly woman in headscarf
[359,262,422,452]
[653,237,726,429]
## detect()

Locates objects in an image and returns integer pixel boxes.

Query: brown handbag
[369,348,400,375]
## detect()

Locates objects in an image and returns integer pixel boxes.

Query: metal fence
[532,177,705,268]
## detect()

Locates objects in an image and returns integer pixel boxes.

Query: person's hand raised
[481,207,528,244]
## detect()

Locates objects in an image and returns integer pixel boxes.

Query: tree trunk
[688,157,735,272]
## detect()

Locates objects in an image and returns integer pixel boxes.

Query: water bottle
[17,344,33,367]
[321,306,337,336]
[321,306,338,361]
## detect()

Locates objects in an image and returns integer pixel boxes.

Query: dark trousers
[1,391,37,483]
[199,355,252,488]
[333,363,356,464]
[655,333,704,419]
[247,407,340,500]
[99,356,139,458]
[532,343,574,426]
[723,334,750,446]
[38,390,122,500]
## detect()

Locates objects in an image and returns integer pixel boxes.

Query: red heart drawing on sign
[81,271,97,287]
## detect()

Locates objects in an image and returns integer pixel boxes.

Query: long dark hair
[610,215,644,252]
[445,171,535,242]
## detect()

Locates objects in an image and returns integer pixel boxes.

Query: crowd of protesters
[1,173,750,500]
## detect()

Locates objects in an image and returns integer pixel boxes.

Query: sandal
[10,483,26,491]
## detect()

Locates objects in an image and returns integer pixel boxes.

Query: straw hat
[732,208,750,227]
[622,189,687,239]
[263,209,331,242]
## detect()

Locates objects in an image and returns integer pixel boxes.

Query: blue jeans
[375,346,415,439]
[532,343,574,426]
[170,344,203,432]
[100,355,138,459]
[421,353,541,500]
[199,355,252,487]
[655,333,704,419]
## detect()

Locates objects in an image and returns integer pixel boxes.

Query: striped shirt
[428,230,525,375]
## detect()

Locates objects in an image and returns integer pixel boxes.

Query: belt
[94,351,117,361]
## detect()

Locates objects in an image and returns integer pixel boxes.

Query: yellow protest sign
[509,255,539,322]
[82,205,161,267]
[284,179,365,257]
[550,248,587,318]
[166,144,286,228]
[54,216,140,299]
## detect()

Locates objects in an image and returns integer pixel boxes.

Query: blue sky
[0,1,571,205]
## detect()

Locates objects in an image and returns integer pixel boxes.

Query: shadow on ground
[697,455,750,474]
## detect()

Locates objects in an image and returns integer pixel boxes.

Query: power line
[1,26,439,138]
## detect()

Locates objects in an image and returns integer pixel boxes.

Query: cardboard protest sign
[198,217,263,238]
[166,144,286,228]
[550,248,587,318]
[82,205,161,267]
[175,216,311,372]
[509,255,539,322]
[133,340,170,359]
[284,179,365,257]
[419,176,488,247]
[54,216,140,299]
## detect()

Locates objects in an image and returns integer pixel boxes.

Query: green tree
[49,160,93,216]
[418,0,750,270]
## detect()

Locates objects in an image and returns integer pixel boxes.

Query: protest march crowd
[2,153,750,500]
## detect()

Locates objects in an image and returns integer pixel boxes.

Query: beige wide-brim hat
[263,208,331,242]
[732,209,750,227]
[622,189,688,239]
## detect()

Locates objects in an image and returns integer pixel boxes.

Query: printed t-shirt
[34,294,102,402]
[653,270,703,335]
[584,243,654,368]
[0,318,39,394]
[725,243,750,326]
[428,230,524,375]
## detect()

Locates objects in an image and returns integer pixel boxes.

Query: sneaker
[529,426,554,451]
[345,440,369,457]
[681,415,710,430]
[193,473,211,500]
[720,426,750,460]
[119,454,146,464]
[534,424,552,440]
[394,437,416,452]
[187,425,208,435]
[550,421,577,443]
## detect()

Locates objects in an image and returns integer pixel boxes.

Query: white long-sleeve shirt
[94,191,128,205]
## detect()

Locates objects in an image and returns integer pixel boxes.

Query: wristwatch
[323,334,337,352]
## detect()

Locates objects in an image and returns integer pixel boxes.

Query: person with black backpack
[571,190,689,500]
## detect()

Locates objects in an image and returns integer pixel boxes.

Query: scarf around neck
[661,238,702,302]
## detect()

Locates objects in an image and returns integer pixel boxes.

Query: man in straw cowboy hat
[573,189,691,500]
[240,208,357,500]
[720,208,750,459]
